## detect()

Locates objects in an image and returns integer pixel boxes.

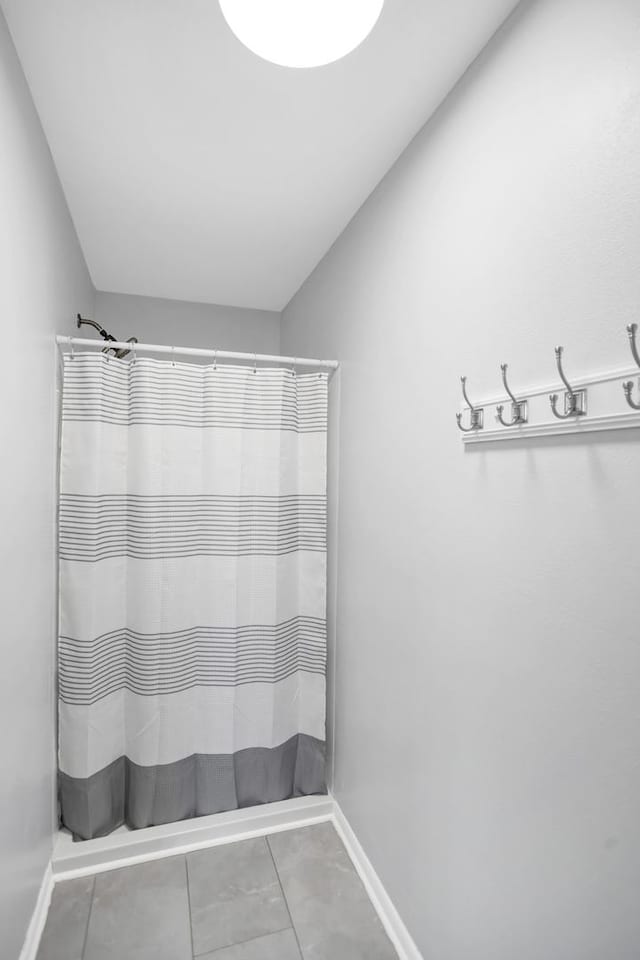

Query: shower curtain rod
[56,336,339,371]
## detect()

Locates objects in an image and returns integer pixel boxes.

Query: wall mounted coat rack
[457,325,640,444]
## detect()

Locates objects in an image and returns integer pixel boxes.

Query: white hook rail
[458,324,640,443]
[459,360,640,444]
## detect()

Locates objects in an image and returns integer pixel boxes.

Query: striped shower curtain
[58,352,327,840]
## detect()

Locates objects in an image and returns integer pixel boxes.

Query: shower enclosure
[57,344,331,840]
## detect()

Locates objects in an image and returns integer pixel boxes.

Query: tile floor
[36,822,398,960]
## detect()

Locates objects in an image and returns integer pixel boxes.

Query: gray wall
[282,1,640,957]
[0,9,93,957]
[94,291,280,355]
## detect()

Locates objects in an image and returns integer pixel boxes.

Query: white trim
[19,863,54,960]
[332,802,423,960]
[52,795,333,880]
[463,408,640,443]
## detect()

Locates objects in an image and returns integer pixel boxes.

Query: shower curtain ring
[171,346,176,367]
[291,358,297,378]
[213,350,218,370]
[131,341,136,365]
[69,337,75,360]
[253,354,257,373]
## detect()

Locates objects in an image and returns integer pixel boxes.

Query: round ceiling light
[219,0,385,69]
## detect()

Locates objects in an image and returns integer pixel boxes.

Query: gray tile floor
[37,822,398,960]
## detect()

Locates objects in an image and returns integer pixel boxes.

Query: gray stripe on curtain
[59,494,327,562]
[59,617,327,705]
[62,361,327,431]
[59,734,326,841]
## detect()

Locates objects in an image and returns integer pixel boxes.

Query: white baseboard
[19,863,54,960]
[52,795,334,880]
[332,801,423,960]
[34,795,421,960]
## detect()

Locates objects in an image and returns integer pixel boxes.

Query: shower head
[76,314,138,358]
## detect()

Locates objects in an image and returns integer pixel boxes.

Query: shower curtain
[58,352,327,840]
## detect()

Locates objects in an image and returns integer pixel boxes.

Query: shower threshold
[52,794,333,880]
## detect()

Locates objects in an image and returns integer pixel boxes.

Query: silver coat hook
[456,376,483,432]
[628,322,640,367]
[496,363,527,426]
[549,346,586,419]
[622,323,640,410]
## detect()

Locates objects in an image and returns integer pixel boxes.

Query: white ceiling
[2,0,519,311]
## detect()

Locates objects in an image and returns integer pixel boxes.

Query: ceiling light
[219,0,384,69]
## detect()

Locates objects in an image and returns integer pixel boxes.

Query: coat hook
[549,346,586,419]
[622,323,640,410]
[496,363,527,426]
[456,376,483,432]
